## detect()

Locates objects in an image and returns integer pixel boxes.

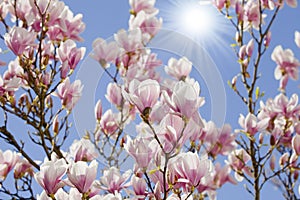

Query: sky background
[1,0,300,199]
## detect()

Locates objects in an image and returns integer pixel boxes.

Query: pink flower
[246,39,254,57]
[58,12,85,42]
[131,176,147,198]
[129,0,158,15]
[264,31,272,47]
[204,123,237,157]
[124,136,153,170]
[91,38,120,68]
[55,78,83,110]
[58,40,85,71]
[285,0,297,7]
[114,29,144,53]
[245,1,265,30]
[238,113,269,136]
[158,114,196,152]
[99,167,131,193]
[272,45,300,81]
[129,11,162,37]
[0,150,19,180]
[226,149,252,181]
[292,134,300,155]
[14,158,34,179]
[165,57,192,80]
[213,163,237,188]
[99,109,119,136]
[94,100,102,121]
[67,160,98,194]
[34,158,67,195]
[212,0,226,10]
[105,83,123,107]
[69,138,98,162]
[168,152,212,192]
[4,26,36,56]
[163,80,204,119]
[123,79,160,115]
[295,31,300,48]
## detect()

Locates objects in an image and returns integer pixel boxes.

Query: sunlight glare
[181,6,213,36]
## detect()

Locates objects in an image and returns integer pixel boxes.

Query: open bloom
[272,45,300,81]
[129,0,158,15]
[67,160,98,194]
[4,26,36,56]
[55,78,83,110]
[238,113,269,136]
[165,57,192,80]
[58,39,85,71]
[0,150,19,180]
[34,158,68,195]
[163,80,204,120]
[123,79,160,115]
[69,138,98,162]
[124,136,154,170]
[168,152,212,192]
[99,167,131,194]
[226,149,252,181]
[91,38,120,68]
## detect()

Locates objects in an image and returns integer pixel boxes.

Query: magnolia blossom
[114,29,144,53]
[131,176,147,199]
[271,46,300,89]
[69,138,98,162]
[165,57,192,80]
[129,11,162,37]
[55,78,83,110]
[91,38,120,68]
[123,79,160,115]
[0,150,19,180]
[105,83,123,107]
[203,122,237,157]
[94,100,103,121]
[238,113,269,136]
[58,39,85,71]
[99,109,119,136]
[34,158,68,195]
[163,80,204,120]
[226,149,252,182]
[129,0,158,15]
[99,167,131,193]
[4,26,36,56]
[168,152,212,192]
[213,163,237,188]
[124,136,154,170]
[292,134,300,155]
[295,31,300,48]
[14,158,34,179]
[67,160,98,194]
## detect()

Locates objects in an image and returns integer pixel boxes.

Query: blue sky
[1,0,300,199]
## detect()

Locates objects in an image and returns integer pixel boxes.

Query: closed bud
[259,133,264,144]
[94,100,102,121]
[270,155,276,171]
[53,115,59,135]
[45,95,53,108]
[294,170,299,181]
[264,31,271,47]
[279,153,289,168]
[270,135,276,146]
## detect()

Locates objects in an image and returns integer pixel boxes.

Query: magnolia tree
[0,0,299,199]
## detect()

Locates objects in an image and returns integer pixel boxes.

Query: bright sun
[179,1,214,38]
